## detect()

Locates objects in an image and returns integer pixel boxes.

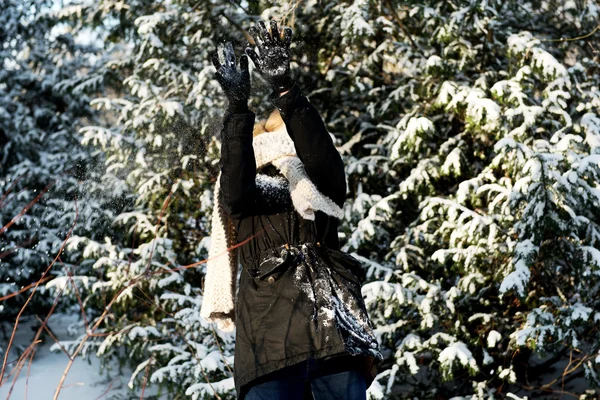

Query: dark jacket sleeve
[218,111,257,219]
[270,84,347,208]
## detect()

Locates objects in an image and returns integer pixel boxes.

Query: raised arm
[270,85,346,207]
[245,20,347,207]
[212,42,256,218]
[218,112,257,218]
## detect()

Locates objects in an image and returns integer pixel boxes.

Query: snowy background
[2,0,600,399]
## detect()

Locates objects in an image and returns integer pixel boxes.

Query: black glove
[211,42,251,113]
[245,20,294,95]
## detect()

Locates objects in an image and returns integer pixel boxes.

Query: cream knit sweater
[200,126,344,332]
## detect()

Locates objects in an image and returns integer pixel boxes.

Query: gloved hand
[211,42,250,113]
[245,20,294,95]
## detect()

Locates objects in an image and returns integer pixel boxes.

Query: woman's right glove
[245,20,294,95]
[212,42,251,113]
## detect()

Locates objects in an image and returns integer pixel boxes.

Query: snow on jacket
[215,84,384,399]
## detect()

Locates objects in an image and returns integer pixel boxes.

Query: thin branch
[5,346,35,399]
[24,344,36,400]
[2,284,65,394]
[0,180,55,236]
[385,0,422,53]
[142,181,177,276]
[539,24,600,43]
[60,258,89,331]
[139,354,153,399]
[0,237,37,260]
[0,277,53,302]
[93,377,119,400]
[210,325,233,376]
[34,315,72,360]
[0,174,26,209]
[0,197,77,383]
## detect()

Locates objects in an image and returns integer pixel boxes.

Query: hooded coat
[216,84,383,399]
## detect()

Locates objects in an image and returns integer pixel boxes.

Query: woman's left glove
[245,20,294,95]
[212,42,251,113]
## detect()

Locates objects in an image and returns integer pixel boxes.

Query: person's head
[253,109,284,137]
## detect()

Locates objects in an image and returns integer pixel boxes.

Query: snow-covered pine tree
[330,1,600,398]
[48,0,600,398]
[0,0,109,326]
[51,1,245,398]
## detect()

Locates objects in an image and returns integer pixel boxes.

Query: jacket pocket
[258,248,296,283]
[247,246,297,285]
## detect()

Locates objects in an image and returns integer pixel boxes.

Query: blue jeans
[245,357,367,400]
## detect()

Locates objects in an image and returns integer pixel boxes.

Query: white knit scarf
[200,126,344,332]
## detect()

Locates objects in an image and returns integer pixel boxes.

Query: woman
[201,20,383,400]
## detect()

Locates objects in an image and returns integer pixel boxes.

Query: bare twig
[60,259,89,331]
[539,24,600,43]
[0,196,77,384]
[182,339,222,400]
[124,230,137,280]
[142,182,177,276]
[210,325,233,376]
[158,228,265,274]
[280,0,302,27]
[385,0,423,53]
[3,284,65,396]
[0,237,37,260]
[139,354,153,399]
[5,345,35,399]
[0,174,26,209]
[0,180,55,236]
[53,288,125,399]
[24,344,35,400]
[0,277,52,302]
[34,315,71,360]
[93,377,120,400]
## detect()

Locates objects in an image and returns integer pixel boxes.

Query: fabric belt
[245,242,322,280]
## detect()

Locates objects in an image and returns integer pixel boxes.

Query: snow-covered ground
[0,313,163,400]
[3,314,598,399]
